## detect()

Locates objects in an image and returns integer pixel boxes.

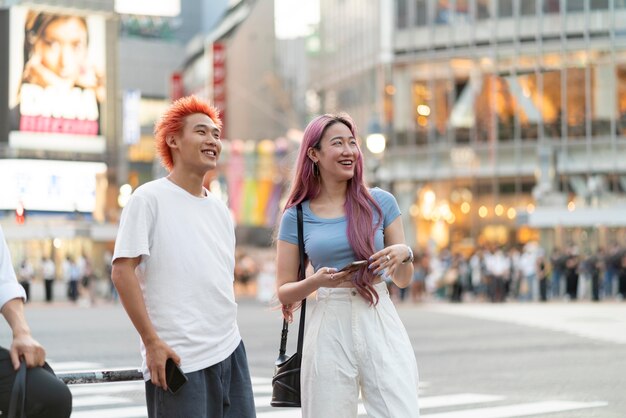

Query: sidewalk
[421,301,626,345]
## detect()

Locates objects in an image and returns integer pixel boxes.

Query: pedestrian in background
[537,252,548,302]
[276,113,419,417]
[0,226,72,417]
[102,250,117,302]
[111,96,255,417]
[17,258,34,302]
[604,242,621,299]
[62,256,71,299]
[564,245,580,300]
[469,248,486,300]
[67,257,80,303]
[618,251,626,300]
[519,244,539,302]
[410,250,428,303]
[484,246,510,303]
[550,247,564,299]
[586,249,602,302]
[42,256,56,303]
[78,254,95,306]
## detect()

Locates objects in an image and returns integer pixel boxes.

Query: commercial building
[0,0,119,271]
[181,0,298,245]
[0,0,228,276]
[310,0,626,253]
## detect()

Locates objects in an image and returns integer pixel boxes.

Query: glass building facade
[312,0,626,253]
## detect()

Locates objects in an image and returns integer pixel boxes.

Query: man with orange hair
[111,96,256,417]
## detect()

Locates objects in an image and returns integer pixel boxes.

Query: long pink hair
[284,113,383,306]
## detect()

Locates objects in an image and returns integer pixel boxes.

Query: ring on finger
[330,273,335,280]
[386,255,391,262]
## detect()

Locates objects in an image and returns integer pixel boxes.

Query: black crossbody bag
[270,204,306,408]
[8,360,27,418]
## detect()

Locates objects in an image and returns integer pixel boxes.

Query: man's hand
[1,298,46,370]
[144,338,181,391]
[10,332,45,370]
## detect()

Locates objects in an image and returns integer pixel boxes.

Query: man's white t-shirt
[113,177,241,379]
[0,226,26,309]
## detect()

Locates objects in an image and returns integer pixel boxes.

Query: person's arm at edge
[111,256,179,390]
[1,297,45,369]
[380,216,414,288]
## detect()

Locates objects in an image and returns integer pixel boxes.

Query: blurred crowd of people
[15,243,626,306]
[14,251,115,305]
[387,242,626,303]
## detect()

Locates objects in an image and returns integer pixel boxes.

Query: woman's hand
[311,267,353,288]
[369,244,411,278]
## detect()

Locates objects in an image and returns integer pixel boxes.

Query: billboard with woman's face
[8,7,106,153]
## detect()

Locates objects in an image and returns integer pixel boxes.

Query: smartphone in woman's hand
[338,260,368,273]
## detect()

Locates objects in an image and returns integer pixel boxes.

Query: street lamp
[366,133,386,155]
[365,118,386,186]
[117,184,133,208]
[366,118,385,152]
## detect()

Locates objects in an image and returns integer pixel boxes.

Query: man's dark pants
[146,340,256,417]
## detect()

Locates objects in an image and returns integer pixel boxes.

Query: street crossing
[49,362,607,418]
[421,303,626,345]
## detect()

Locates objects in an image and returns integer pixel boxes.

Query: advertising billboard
[0,159,107,213]
[8,7,106,153]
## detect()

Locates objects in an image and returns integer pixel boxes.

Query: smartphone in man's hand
[338,260,368,273]
[165,358,188,394]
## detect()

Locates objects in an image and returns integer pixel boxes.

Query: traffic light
[15,202,25,225]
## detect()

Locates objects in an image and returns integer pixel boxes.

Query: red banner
[213,43,226,138]
[170,72,184,101]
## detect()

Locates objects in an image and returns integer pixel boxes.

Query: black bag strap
[8,359,26,418]
[295,203,307,354]
[277,204,307,360]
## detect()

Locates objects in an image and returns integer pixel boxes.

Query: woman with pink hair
[276,113,420,417]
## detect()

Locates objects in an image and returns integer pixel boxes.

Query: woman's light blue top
[277,188,401,272]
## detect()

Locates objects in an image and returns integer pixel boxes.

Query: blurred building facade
[0,0,229,274]
[181,0,300,245]
[310,0,626,253]
[0,0,118,272]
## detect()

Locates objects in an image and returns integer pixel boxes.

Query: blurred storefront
[0,1,119,275]
[310,0,626,253]
[216,135,299,245]
[0,0,191,276]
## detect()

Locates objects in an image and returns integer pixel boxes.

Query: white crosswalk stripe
[68,382,144,396]
[54,362,607,418]
[420,400,609,418]
[71,406,149,418]
[71,395,133,408]
[50,361,103,372]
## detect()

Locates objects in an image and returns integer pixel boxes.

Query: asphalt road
[0,296,623,417]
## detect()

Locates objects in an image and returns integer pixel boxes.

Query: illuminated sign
[8,7,106,153]
[0,159,107,213]
[123,89,141,145]
[115,0,181,17]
